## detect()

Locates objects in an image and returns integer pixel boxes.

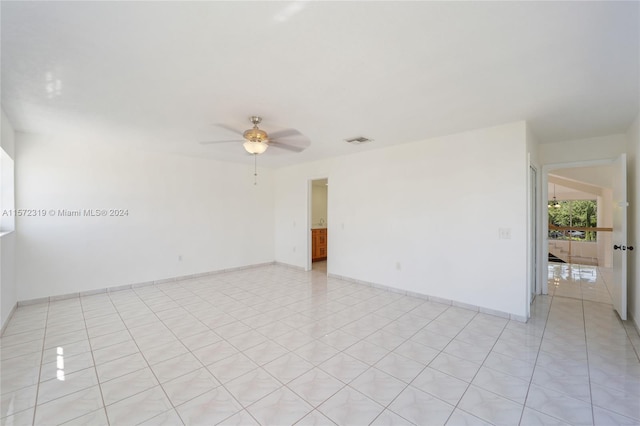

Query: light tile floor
[312,260,327,274]
[1,264,639,425]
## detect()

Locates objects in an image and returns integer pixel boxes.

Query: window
[548,199,597,241]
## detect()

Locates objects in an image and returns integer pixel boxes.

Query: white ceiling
[2,1,638,167]
[549,165,614,200]
[548,182,597,201]
[552,166,614,190]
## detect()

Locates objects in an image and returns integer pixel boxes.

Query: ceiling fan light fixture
[243,140,268,154]
[549,184,561,208]
[243,127,268,143]
[202,115,307,157]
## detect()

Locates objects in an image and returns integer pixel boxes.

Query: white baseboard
[0,303,18,336]
[273,261,306,271]
[627,311,640,338]
[16,262,277,307]
[328,273,525,322]
[12,262,525,324]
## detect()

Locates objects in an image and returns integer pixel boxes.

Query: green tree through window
[548,200,597,241]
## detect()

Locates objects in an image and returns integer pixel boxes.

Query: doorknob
[629,246,635,251]
[614,244,622,250]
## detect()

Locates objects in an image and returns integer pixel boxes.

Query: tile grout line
[197,278,436,423]
[342,301,507,424]
[136,280,275,425]
[30,299,50,426]
[560,263,632,424]
[10,264,630,426]
[7,315,92,414]
[581,294,596,426]
[150,272,414,423]
[367,307,481,425]
[79,295,111,425]
[107,289,189,425]
[621,321,640,362]
[243,281,384,416]
[85,297,167,417]
[521,265,607,425]
[516,293,554,426]
[6,272,496,423]
[150,281,265,425]
[442,311,511,426]
[247,279,370,421]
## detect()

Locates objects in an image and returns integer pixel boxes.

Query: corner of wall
[525,122,540,167]
[0,108,17,330]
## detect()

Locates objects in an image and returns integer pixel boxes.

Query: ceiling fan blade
[268,128,301,139]
[199,139,244,145]
[213,123,245,136]
[269,140,305,152]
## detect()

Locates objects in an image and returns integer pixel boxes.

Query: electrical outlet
[178,255,183,261]
[293,246,296,252]
[396,262,401,271]
[498,228,512,239]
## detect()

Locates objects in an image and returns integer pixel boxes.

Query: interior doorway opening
[542,156,627,320]
[545,167,614,270]
[310,178,328,273]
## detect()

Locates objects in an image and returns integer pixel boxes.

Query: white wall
[627,114,639,330]
[539,134,627,165]
[311,184,328,228]
[275,122,529,318]
[1,110,17,330]
[15,133,275,301]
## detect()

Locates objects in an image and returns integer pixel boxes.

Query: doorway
[542,156,627,320]
[309,178,328,273]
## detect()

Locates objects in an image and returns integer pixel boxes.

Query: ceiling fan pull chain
[254,153,258,185]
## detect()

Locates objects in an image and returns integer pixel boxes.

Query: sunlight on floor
[547,263,613,305]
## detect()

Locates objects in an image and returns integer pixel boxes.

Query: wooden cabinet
[312,228,327,261]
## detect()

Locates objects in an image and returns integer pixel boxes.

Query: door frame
[527,161,539,317]
[306,176,329,273]
[541,158,617,294]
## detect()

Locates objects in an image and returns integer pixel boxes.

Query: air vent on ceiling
[345,136,373,144]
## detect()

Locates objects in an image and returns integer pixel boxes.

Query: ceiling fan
[200,116,309,155]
